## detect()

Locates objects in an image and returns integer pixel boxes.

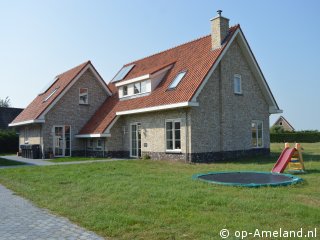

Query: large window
[234,74,242,94]
[133,81,147,95]
[166,119,181,151]
[252,120,263,148]
[79,88,89,104]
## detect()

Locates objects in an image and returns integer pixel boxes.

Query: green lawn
[48,156,110,163]
[0,143,319,239]
[0,157,27,166]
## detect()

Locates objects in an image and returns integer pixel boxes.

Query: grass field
[0,157,27,166]
[48,156,109,163]
[0,143,319,239]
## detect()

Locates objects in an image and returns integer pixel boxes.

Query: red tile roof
[80,25,240,134]
[11,61,91,124]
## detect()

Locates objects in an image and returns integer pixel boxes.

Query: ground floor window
[86,138,104,150]
[165,119,181,151]
[53,125,71,157]
[252,120,263,148]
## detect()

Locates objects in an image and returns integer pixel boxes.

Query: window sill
[234,92,243,96]
[79,103,89,106]
[165,150,182,154]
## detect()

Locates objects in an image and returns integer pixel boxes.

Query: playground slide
[272,148,296,173]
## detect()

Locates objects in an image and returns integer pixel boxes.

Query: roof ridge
[124,34,211,67]
[56,60,91,77]
[123,25,240,67]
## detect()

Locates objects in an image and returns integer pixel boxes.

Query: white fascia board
[104,115,120,134]
[236,31,280,112]
[8,119,45,127]
[115,74,150,87]
[88,65,112,95]
[39,63,111,120]
[269,106,283,114]
[191,28,240,101]
[75,133,111,138]
[116,102,199,116]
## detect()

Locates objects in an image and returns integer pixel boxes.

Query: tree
[0,97,11,107]
[270,125,284,134]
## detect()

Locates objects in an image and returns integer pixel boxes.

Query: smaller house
[0,107,24,130]
[272,116,295,132]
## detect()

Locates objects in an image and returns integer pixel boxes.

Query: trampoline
[193,171,303,187]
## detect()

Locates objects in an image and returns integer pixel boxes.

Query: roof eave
[8,119,45,127]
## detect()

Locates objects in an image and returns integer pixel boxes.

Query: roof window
[112,64,135,82]
[43,87,59,102]
[168,71,187,89]
[39,76,59,95]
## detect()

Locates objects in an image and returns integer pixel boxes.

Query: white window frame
[251,120,263,148]
[165,119,182,153]
[123,85,128,96]
[234,74,242,94]
[79,88,89,105]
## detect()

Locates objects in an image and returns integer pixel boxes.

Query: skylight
[112,64,135,82]
[38,76,59,95]
[43,87,59,102]
[168,71,187,89]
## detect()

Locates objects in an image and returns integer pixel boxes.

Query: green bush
[0,129,19,153]
[270,131,320,143]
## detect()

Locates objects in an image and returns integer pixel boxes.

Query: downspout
[40,124,44,159]
[218,62,223,153]
[185,109,189,163]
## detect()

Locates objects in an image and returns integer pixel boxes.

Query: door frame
[130,122,141,158]
[52,125,71,157]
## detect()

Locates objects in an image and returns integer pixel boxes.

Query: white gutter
[116,101,199,116]
[9,119,45,127]
[75,133,111,138]
[115,74,150,87]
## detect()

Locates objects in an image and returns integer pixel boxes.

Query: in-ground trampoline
[193,171,303,187]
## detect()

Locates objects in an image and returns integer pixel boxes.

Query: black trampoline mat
[198,172,295,184]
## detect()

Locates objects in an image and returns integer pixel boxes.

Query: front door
[130,123,141,158]
[53,125,71,157]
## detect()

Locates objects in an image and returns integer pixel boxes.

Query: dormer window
[134,82,141,94]
[79,88,89,104]
[168,71,187,89]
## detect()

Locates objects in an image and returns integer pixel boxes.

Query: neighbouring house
[0,107,23,130]
[272,116,295,132]
[10,11,282,162]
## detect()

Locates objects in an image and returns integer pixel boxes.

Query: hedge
[0,130,19,153]
[270,132,320,143]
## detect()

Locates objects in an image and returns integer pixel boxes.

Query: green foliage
[142,154,151,160]
[270,125,285,133]
[0,129,19,153]
[0,96,11,107]
[270,131,320,143]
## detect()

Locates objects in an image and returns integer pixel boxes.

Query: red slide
[272,148,296,173]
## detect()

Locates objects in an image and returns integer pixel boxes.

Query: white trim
[104,116,120,134]
[191,28,282,114]
[115,74,150,87]
[116,102,199,116]
[233,74,242,94]
[9,119,45,127]
[52,125,71,157]
[38,63,111,120]
[251,120,264,148]
[75,133,111,138]
[130,122,141,158]
[79,87,89,105]
[165,119,182,151]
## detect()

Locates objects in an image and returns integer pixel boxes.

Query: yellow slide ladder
[286,143,305,173]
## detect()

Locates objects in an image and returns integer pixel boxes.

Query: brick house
[10,11,282,162]
[272,116,295,132]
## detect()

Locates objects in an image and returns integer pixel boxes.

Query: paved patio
[0,184,105,240]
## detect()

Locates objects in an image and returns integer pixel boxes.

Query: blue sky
[0,0,319,130]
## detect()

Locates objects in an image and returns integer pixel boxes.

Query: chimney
[211,10,230,49]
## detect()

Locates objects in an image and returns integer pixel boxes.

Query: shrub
[0,129,19,153]
[270,131,320,143]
